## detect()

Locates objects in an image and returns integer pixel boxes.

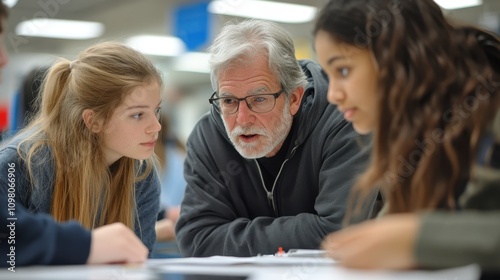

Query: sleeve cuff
[51,221,92,265]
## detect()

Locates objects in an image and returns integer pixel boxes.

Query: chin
[353,123,373,135]
[237,150,263,159]
[133,154,154,160]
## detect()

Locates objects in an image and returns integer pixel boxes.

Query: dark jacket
[0,191,91,267]
[175,60,373,257]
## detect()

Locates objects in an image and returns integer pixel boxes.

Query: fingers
[323,223,385,269]
[322,220,376,257]
[322,214,420,270]
[322,226,373,266]
[87,223,148,264]
[119,224,148,263]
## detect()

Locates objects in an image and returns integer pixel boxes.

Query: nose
[327,83,345,105]
[147,115,161,134]
[235,100,255,125]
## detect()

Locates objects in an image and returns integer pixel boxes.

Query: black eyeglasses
[209,87,285,115]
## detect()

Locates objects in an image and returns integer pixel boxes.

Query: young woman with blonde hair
[0,40,163,259]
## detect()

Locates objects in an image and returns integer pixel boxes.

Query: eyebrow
[326,56,347,66]
[125,101,162,110]
[219,87,273,97]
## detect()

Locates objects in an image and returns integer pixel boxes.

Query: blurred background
[0,0,499,142]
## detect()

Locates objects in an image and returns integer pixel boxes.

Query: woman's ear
[82,109,102,133]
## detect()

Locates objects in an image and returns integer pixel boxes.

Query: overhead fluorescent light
[3,0,19,8]
[434,0,482,10]
[208,0,317,23]
[174,52,210,73]
[126,35,186,57]
[16,19,104,40]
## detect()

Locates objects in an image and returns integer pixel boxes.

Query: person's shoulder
[0,143,19,167]
[134,161,161,193]
[190,111,213,134]
[193,111,211,124]
[1,127,47,152]
[317,102,350,129]
[0,138,17,153]
[298,59,325,81]
[298,59,320,68]
[188,111,227,145]
[314,105,368,146]
[0,132,28,160]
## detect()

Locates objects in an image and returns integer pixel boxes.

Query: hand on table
[87,223,148,264]
[322,214,421,270]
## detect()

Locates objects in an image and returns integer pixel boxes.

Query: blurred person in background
[9,67,48,133]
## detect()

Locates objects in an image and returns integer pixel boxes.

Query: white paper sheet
[248,264,481,280]
[147,255,336,266]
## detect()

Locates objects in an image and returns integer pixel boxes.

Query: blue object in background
[173,1,212,51]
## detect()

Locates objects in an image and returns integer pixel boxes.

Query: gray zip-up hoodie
[175,60,373,257]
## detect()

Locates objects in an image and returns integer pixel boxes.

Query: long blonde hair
[19,42,163,229]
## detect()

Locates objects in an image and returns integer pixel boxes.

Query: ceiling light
[208,0,317,23]
[434,0,482,10]
[3,0,18,8]
[174,52,210,73]
[126,35,186,57]
[16,19,104,40]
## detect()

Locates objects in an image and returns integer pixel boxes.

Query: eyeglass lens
[216,95,276,114]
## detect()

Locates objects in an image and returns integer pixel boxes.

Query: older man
[176,19,374,257]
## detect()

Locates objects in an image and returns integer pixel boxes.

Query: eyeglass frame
[208,86,285,115]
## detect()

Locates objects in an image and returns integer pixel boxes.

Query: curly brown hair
[315,0,500,214]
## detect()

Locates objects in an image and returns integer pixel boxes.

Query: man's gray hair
[208,19,308,98]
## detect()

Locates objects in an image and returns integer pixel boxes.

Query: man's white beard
[224,102,293,159]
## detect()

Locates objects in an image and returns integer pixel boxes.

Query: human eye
[251,95,271,103]
[338,67,350,77]
[221,98,237,106]
[155,107,161,119]
[131,112,143,120]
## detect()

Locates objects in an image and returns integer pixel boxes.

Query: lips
[141,139,157,147]
[344,109,356,121]
[238,134,259,143]
[339,107,356,121]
